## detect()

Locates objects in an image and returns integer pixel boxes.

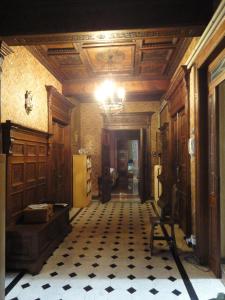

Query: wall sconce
[25,90,33,114]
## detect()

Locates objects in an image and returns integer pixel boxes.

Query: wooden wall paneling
[139,127,149,202]
[164,66,191,235]
[194,30,225,274]
[146,125,151,199]
[208,89,221,277]
[46,86,74,206]
[158,122,171,216]
[1,121,50,226]
[195,66,209,264]
[205,50,225,277]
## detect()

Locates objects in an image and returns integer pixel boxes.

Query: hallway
[5,200,225,300]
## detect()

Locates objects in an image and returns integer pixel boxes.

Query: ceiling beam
[63,78,169,101]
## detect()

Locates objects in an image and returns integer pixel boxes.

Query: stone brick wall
[1,46,62,132]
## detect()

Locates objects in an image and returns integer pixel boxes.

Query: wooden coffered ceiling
[23,32,191,102]
[1,0,214,102]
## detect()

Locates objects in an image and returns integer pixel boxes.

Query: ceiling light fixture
[95,79,125,114]
[94,53,126,114]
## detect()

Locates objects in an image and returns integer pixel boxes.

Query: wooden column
[0,41,12,300]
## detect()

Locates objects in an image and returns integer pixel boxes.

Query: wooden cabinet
[6,206,71,274]
[73,155,92,207]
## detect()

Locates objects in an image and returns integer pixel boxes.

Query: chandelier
[95,79,125,114]
[94,51,126,114]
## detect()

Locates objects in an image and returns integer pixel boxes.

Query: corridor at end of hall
[5,199,225,300]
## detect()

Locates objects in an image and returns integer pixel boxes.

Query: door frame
[109,128,141,197]
[196,46,225,276]
[102,112,153,199]
[46,85,74,206]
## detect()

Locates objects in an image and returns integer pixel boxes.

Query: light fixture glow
[95,79,125,114]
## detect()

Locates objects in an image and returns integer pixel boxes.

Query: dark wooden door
[52,121,66,203]
[178,109,190,234]
[208,91,221,277]
[172,109,190,235]
[139,128,148,202]
[117,138,128,185]
[101,128,111,203]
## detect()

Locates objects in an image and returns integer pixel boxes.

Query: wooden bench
[6,206,72,274]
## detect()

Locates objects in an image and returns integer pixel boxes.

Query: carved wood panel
[1,121,49,226]
[164,66,191,235]
[46,86,74,206]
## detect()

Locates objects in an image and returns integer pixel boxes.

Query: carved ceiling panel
[141,64,165,75]
[23,29,193,102]
[82,44,135,74]
[142,50,170,62]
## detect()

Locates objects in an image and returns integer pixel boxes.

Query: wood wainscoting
[164,66,191,236]
[1,121,50,226]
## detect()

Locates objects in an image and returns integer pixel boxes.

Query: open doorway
[109,130,140,196]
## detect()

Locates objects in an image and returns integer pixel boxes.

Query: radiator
[154,165,162,202]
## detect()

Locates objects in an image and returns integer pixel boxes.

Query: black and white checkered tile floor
[5,200,225,300]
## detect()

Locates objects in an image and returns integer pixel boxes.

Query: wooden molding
[46,85,74,129]
[102,112,153,130]
[27,46,63,82]
[0,41,13,57]
[2,26,205,46]
[164,66,189,116]
[164,38,192,77]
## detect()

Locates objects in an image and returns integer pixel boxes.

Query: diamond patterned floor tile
[5,200,211,300]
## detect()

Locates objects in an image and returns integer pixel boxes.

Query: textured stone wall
[70,99,81,154]
[80,101,160,195]
[1,46,62,132]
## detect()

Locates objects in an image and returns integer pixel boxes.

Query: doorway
[203,50,225,278]
[110,130,140,196]
[100,112,152,203]
[52,120,67,203]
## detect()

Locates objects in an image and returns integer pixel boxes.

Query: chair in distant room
[149,183,179,254]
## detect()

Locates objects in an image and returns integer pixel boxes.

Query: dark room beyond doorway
[109,130,140,197]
